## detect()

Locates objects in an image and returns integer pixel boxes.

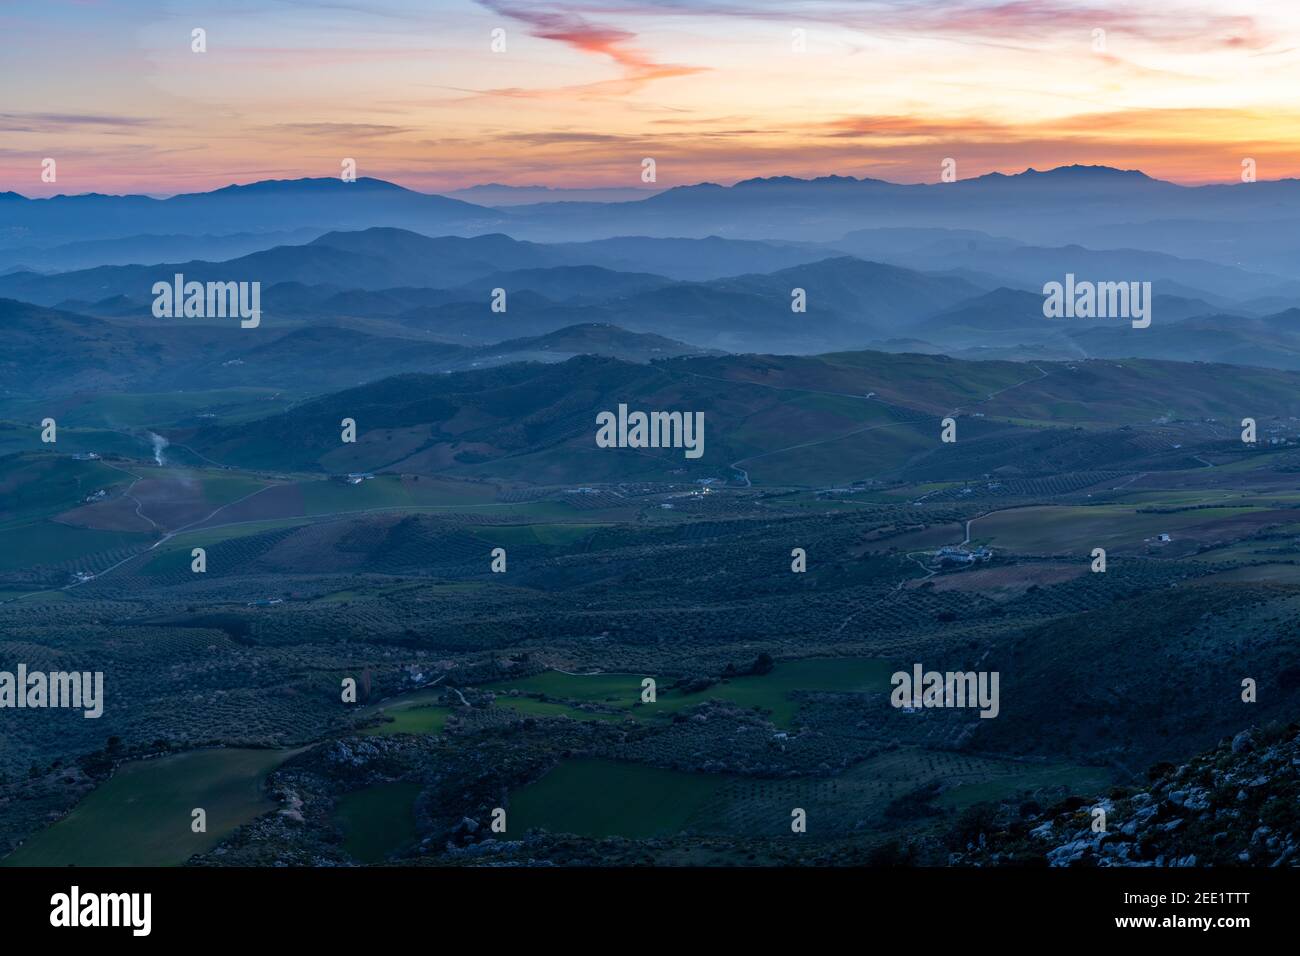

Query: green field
[0,520,151,572]
[335,782,423,863]
[493,696,627,721]
[0,456,276,574]
[186,472,271,507]
[360,660,893,733]
[510,758,729,839]
[359,704,450,735]
[1196,538,1300,565]
[741,420,933,487]
[2,748,295,867]
[971,504,1284,554]
[486,658,894,729]
[0,388,300,430]
[0,424,155,460]
[1203,563,1300,584]
[935,762,1115,809]
[694,747,1115,838]
[503,747,1116,842]
[158,516,318,551]
[0,454,129,529]
[301,475,497,514]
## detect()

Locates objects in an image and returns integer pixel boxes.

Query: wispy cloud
[0,112,158,133]
[519,0,1264,49]
[260,122,415,139]
[476,0,706,94]
[2,0,1295,192]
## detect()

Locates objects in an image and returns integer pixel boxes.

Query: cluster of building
[934,545,993,567]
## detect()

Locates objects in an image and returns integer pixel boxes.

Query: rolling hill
[178,349,1300,485]
[0,297,709,397]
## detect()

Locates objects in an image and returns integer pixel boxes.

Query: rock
[1232,731,1254,754]
[1132,803,1159,824]
[1047,837,1092,867]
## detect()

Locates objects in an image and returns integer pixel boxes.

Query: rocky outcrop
[951,723,1300,867]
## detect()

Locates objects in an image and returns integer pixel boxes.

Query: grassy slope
[3,748,295,867]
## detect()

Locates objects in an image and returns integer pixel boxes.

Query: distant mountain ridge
[0,178,504,248]
[10,165,1300,274]
[0,297,707,397]
[0,229,989,352]
[5,222,1300,363]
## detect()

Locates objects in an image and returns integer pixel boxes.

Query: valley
[3,340,1299,866]
[4,170,1300,875]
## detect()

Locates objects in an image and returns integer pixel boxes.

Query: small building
[936,546,976,565]
[935,545,992,566]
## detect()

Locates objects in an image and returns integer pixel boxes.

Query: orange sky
[2,0,1299,196]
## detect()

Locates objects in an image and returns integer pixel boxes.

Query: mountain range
[8,166,1300,279]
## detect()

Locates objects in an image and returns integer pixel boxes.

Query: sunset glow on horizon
[3,0,1300,197]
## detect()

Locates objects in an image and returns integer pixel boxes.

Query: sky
[2,0,1299,196]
